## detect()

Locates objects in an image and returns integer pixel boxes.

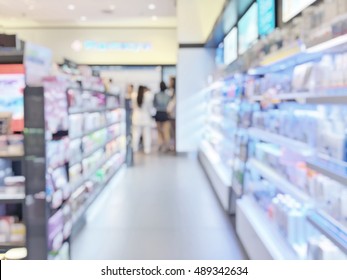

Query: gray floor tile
[71,153,247,260]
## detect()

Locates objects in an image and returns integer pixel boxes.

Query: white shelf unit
[249,91,347,104]
[247,158,312,204]
[247,128,313,155]
[198,140,232,212]
[306,156,347,186]
[236,196,301,260]
[227,13,347,261]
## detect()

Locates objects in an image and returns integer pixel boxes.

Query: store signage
[282,0,317,23]
[224,27,238,65]
[238,0,254,16]
[223,0,237,34]
[238,3,258,55]
[0,65,25,131]
[258,0,275,36]
[71,40,152,52]
[24,42,52,87]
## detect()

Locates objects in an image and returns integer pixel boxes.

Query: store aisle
[71,154,246,260]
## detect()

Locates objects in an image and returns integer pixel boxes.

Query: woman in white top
[132,85,153,154]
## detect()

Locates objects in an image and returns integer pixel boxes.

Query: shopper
[132,85,153,154]
[167,76,176,152]
[153,81,171,152]
[125,84,135,100]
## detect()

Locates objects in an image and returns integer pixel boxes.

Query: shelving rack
[201,6,347,259]
[0,76,126,259]
[237,30,347,260]
[198,77,250,214]
[0,53,26,256]
[66,86,126,241]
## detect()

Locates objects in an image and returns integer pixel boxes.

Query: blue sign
[238,3,258,55]
[258,0,275,36]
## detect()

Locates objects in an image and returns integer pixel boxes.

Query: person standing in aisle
[125,84,135,165]
[125,84,136,100]
[167,76,176,152]
[132,85,153,154]
[153,81,171,152]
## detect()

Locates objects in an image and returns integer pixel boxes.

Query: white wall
[100,67,162,95]
[177,0,225,43]
[176,48,215,153]
[5,27,177,65]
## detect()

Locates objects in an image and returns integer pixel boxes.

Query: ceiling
[0,0,177,27]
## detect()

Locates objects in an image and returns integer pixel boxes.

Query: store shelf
[67,87,118,97]
[76,120,120,139]
[247,158,312,203]
[70,151,121,192]
[260,44,303,67]
[248,128,313,155]
[70,135,120,170]
[250,33,347,75]
[249,92,313,102]
[82,143,105,159]
[0,193,25,204]
[306,33,347,54]
[304,94,347,104]
[307,211,347,255]
[0,50,24,64]
[200,141,232,187]
[0,152,24,160]
[198,141,232,212]
[0,242,25,250]
[306,156,347,185]
[248,87,347,104]
[70,126,106,140]
[69,107,106,114]
[236,196,300,259]
[71,160,124,228]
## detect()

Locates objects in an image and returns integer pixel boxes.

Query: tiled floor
[71,153,247,260]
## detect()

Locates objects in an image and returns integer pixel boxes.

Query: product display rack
[201,3,347,260]
[237,32,347,260]
[0,54,26,256]
[198,78,247,213]
[66,86,126,239]
[0,59,126,259]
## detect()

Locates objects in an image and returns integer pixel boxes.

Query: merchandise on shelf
[244,164,347,259]
[43,77,69,136]
[250,102,347,162]
[0,65,25,133]
[46,138,69,169]
[0,135,24,157]
[82,129,108,156]
[69,114,84,139]
[0,216,25,244]
[48,206,71,254]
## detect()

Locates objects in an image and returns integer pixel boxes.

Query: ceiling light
[68,4,75,10]
[80,16,87,21]
[151,15,158,21]
[148,4,156,10]
[109,5,116,10]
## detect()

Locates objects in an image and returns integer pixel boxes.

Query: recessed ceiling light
[152,15,158,21]
[109,5,116,10]
[80,16,87,21]
[68,4,75,10]
[148,4,156,10]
